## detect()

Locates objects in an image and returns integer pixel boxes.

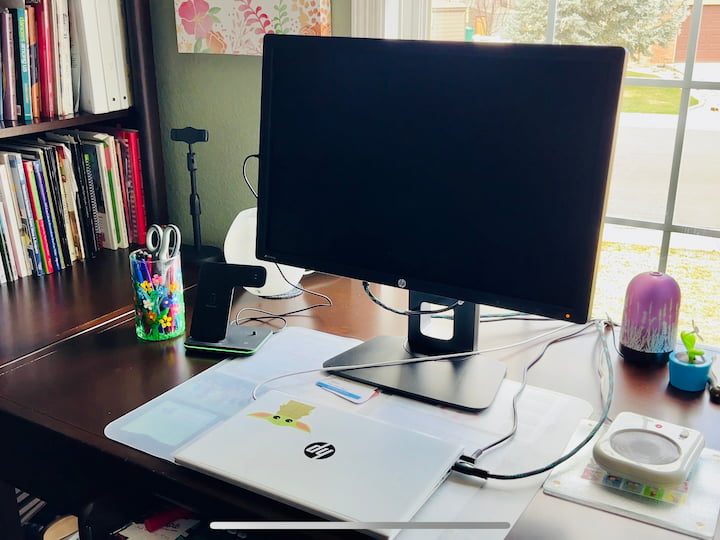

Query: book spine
[109,0,131,109]
[22,160,53,274]
[12,8,33,123]
[0,163,30,277]
[36,0,56,118]
[102,138,127,248]
[26,5,41,119]
[68,0,108,113]
[8,154,43,275]
[115,136,137,243]
[29,160,62,270]
[100,142,120,247]
[0,233,6,282]
[18,495,46,526]
[88,142,117,249]
[123,130,147,241]
[54,0,73,116]
[53,145,81,261]
[20,182,44,275]
[1,9,18,121]
[82,149,103,248]
[69,142,96,257]
[0,239,6,282]
[0,201,18,281]
[52,134,97,257]
[67,0,79,113]
[96,0,120,111]
[114,140,129,248]
[40,148,70,267]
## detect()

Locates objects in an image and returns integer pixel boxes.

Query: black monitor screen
[256,34,625,324]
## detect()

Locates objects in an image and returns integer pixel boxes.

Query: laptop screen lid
[173,390,464,538]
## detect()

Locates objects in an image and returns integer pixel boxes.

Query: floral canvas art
[174,0,332,56]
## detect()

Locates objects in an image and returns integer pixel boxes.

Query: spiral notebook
[173,390,464,539]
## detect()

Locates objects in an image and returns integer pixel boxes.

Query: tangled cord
[452,319,613,480]
[231,265,332,333]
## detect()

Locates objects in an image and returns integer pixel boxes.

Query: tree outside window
[428,0,720,343]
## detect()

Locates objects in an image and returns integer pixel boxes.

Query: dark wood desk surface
[0,272,718,539]
[0,250,135,366]
[0,249,200,367]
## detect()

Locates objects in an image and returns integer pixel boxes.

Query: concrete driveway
[606,87,720,230]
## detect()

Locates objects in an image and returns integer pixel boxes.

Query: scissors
[145,224,181,262]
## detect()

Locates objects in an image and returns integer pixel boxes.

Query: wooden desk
[0,250,136,367]
[0,272,718,539]
[0,249,200,367]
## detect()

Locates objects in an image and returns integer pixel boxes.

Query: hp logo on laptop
[304,442,336,459]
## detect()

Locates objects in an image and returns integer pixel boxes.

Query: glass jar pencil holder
[129,249,186,341]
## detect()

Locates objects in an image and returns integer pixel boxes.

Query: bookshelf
[0,0,166,223]
[0,2,173,535]
[0,1,167,534]
[0,111,127,138]
[0,0,166,364]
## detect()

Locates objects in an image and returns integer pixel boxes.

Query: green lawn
[622,71,700,114]
[594,241,720,346]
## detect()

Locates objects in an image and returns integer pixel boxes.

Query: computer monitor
[256,34,626,411]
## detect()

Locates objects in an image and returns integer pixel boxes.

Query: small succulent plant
[680,322,705,364]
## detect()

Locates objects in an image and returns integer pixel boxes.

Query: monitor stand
[322,292,506,412]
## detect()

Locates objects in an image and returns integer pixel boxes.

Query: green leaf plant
[680,322,705,364]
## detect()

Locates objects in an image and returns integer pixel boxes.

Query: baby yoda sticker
[248,400,314,432]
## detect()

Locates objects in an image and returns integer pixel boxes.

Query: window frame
[352,0,430,39]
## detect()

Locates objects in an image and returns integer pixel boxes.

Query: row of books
[17,488,79,540]
[0,126,148,282]
[0,0,131,122]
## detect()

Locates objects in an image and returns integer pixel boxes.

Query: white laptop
[173,390,464,539]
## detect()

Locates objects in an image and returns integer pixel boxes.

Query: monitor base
[323,335,506,412]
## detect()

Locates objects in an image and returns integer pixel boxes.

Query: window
[353,0,720,343]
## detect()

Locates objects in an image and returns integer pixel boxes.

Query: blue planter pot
[668,351,713,392]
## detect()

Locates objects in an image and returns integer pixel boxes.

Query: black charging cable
[452,320,614,481]
[362,281,462,316]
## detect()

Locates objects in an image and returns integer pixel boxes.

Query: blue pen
[131,258,151,303]
[140,259,151,282]
[132,259,143,283]
[132,257,151,283]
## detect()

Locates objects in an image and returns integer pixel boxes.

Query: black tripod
[171,126,224,266]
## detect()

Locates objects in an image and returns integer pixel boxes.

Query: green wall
[148,1,351,249]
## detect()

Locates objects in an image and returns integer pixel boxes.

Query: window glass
[666,233,720,344]
[430,0,532,42]
[675,89,720,230]
[592,226,662,323]
[425,1,720,339]
[679,1,720,82]
[606,105,677,223]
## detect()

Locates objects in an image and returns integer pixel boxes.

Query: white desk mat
[544,419,720,539]
[105,327,361,459]
[106,326,594,539]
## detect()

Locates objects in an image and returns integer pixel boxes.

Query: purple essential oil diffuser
[619,271,681,366]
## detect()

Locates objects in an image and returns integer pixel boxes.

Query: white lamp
[223,208,305,298]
